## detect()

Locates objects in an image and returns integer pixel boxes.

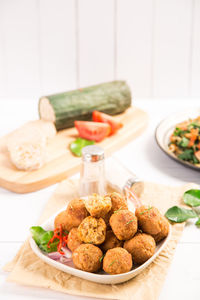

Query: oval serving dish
[29,199,171,285]
[155,107,200,171]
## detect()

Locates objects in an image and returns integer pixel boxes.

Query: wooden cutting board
[0,107,148,193]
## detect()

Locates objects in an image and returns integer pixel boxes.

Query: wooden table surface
[0,98,200,300]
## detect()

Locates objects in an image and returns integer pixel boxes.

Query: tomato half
[74,121,111,142]
[92,111,123,135]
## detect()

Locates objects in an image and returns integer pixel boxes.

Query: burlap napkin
[3,179,198,300]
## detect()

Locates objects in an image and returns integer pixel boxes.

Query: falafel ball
[152,217,169,243]
[124,233,156,264]
[109,210,137,240]
[84,193,112,218]
[135,205,168,236]
[78,216,106,245]
[66,198,89,224]
[108,192,128,213]
[72,244,103,272]
[54,210,70,231]
[67,227,83,252]
[101,230,123,252]
[54,198,88,232]
[103,247,132,275]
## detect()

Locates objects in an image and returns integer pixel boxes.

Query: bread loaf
[7,120,56,171]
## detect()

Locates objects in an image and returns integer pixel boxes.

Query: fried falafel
[78,216,106,245]
[124,233,156,264]
[109,210,137,240]
[108,192,128,213]
[72,244,103,272]
[67,227,83,252]
[103,247,132,275]
[84,194,112,218]
[54,198,88,232]
[135,205,169,239]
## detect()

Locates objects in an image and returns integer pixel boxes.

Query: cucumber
[39,81,131,130]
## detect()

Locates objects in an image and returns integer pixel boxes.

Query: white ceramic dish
[155,107,200,171]
[29,200,171,285]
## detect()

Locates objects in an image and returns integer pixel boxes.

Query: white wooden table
[0,98,200,300]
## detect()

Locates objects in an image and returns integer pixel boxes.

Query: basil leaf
[183,189,200,207]
[195,218,200,226]
[30,226,58,253]
[70,138,95,157]
[165,206,197,223]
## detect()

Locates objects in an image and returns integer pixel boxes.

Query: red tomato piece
[92,111,123,135]
[74,121,111,142]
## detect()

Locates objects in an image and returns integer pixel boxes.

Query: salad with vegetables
[168,116,200,166]
[30,225,72,264]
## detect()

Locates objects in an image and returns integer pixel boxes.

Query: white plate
[155,107,200,171]
[29,200,171,285]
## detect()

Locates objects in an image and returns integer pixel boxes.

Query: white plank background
[153,0,192,97]
[39,0,76,95]
[0,0,199,99]
[78,0,115,88]
[191,0,200,97]
[117,0,154,97]
[0,0,40,98]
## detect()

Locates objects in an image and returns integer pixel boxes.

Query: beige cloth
[3,179,198,300]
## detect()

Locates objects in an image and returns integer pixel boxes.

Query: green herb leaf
[114,206,123,213]
[178,137,189,148]
[99,254,105,263]
[30,226,53,245]
[139,206,152,215]
[178,149,194,161]
[174,127,182,136]
[190,122,200,129]
[30,226,59,253]
[165,206,197,223]
[39,241,59,253]
[109,260,117,267]
[126,219,134,225]
[70,138,95,157]
[195,218,200,226]
[193,155,199,164]
[174,127,189,136]
[183,189,200,207]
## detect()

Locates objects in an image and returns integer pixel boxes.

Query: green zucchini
[39,81,131,130]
